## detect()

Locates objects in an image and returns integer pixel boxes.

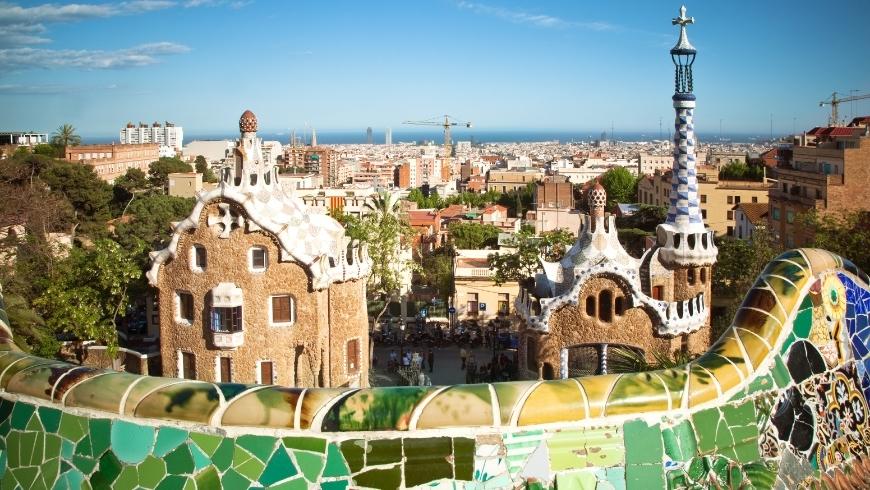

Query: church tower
[655,6,717,327]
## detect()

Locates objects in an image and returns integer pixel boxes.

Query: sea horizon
[79,129,782,146]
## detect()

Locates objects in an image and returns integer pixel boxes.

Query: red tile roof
[735,202,769,225]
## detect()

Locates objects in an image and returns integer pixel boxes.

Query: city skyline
[1,1,869,136]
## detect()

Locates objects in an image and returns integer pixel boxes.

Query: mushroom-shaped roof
[588,182,607,210]
[239,110,258,133]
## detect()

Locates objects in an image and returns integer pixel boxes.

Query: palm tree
[50,124,81,148]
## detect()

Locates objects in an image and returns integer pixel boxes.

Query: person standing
[427,348,434,373]
[459,345,468,370]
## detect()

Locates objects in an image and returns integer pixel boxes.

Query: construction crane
[819,91,870,126]
[403,115,472,183]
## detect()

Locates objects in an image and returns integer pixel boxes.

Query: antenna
[659,117,663,140]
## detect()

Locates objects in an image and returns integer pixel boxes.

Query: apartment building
[453,249,518,321]
[0,132,48,146]
[637,165,771,236]
[768,124,870,247]
[120,122,183,157]
[64,143,159,183]
[486,168,544,193]
[637,152,673,175]
[297,186,377,218]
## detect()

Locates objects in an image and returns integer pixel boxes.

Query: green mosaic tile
[322,443,350,478]
[11,465,39,489]
[293,451,324,482]
[233,446,266,481]
[211,438,234,472]
[236,434,277,462]
[267,476,308,490]
[771,355,791,388]
[691,408,719,454]
[61,439,74,460]
[110,420,154,464]
[626,464,664,489]
[88,418,111,457]
[189,432,222,457]
[746,374,774,394]
[453,437,475,480]
[164,443,195,475]
[340,439,365,472]
[220,468,250,489]
[194,467,219,489]
[25,412,43,431]
[113,465,138,490]
[133,382,221,424]
[72,454,97,474]
[623,420,662,465]
[46,433,62,461]
[153,427,188,458]
[53,469,85,490]
[58,413,88,443]
[555,469,598,489]
[137,455,166,489]
[10,402,34,430]
[35,456,60,490]
[38,407,62,433]
[320,480,349,490]
[96,450,122,484]
[189,442,210,471]
[365,438,401,466]
[282,436,326,454]
[155,474,189,490]
[403,436,452,487]
[0,399,13,423]
[354,466,402,489]
[663,420,697,463]
[259,447,298,486]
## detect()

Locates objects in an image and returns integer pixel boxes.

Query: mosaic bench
[0,248,868,489]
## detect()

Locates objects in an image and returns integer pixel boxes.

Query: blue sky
[1,0,869,138]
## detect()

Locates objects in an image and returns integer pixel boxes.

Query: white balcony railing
[212,330,244,349]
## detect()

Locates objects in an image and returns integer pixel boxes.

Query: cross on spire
[672,5,694,27]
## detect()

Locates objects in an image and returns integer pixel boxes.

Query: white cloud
[0,42,190,70]
[457,1,614,31]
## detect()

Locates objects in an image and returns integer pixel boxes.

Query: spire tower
[656,5,717,267]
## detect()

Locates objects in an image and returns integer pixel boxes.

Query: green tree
[497,183,535,218]
[35,239,142,358]
[148,157,193,190]
[488,227,574,285]
[407,187,442,209]
[719,162,764,182]
[354,191,417,329]
[420,249,455,303]
[32,144,59,158]
[113,194,196,262]
[448,222,501,249]
[194,155,218,183]
[598,167,639,207]
[41,160,113,236]
[50,123,81,149]
[799,210,870,272]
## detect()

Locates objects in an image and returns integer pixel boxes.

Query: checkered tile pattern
[666,103,704,229]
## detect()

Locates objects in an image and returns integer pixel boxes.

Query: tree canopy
[597,167,639,208]
[448,221,500,249]
[50,124,81,148]
[488,227,574,285]
[194,155,218,183]
[148,157,193,190]
[719,162,764,181]
[799,210,870,272]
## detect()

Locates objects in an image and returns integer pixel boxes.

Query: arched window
[687,268,696,285]
[614,296,625,316]
[700,267,707,284]
[598,290,612,322]
[585,296,596,317]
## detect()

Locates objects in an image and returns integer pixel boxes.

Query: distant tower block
[385,128,392,146]
[310,128,317,147]
[366,127,373,145]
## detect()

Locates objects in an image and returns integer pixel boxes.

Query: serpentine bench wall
[0,248,868,489]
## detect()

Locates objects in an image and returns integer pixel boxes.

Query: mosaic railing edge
[0,248,866,437]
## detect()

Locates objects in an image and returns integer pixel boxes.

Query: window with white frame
[270,295,295,325]
[249,246,268,272]
[175,291,194,324]
[190,245,207,272]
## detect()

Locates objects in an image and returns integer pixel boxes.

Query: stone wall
[157,200,367,387]
[0,248,869,489]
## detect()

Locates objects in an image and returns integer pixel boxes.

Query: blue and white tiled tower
[656,6,718,267]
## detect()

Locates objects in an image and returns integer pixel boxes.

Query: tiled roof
[735,202,769,225]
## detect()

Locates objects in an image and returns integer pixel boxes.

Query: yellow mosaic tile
[517,379,586,426]
[415,384,494,429]
[734,327,771,371]
[297,387,353,430]
[604,371,669,416]
[576,374,621,418]
[687,364,720,407]
[221,386,302,428]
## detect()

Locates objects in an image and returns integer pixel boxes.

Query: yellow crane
[403,115,472,182]
[819,91,870,126]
